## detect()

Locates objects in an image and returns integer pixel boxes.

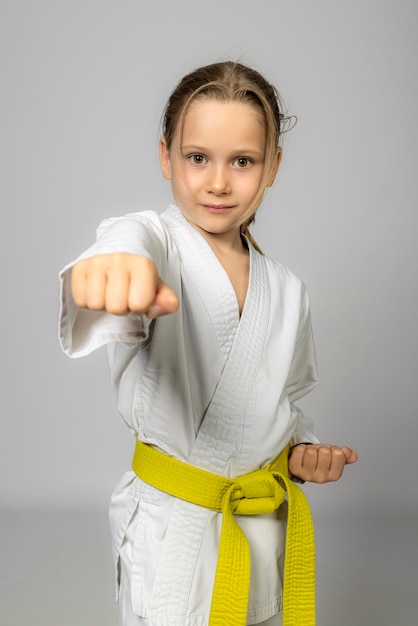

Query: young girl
[59,61,357,626]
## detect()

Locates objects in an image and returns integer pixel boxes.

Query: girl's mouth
[203,204,235,212]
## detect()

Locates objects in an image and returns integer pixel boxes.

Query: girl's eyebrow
[181,145,207,152]
[181,144,264,157]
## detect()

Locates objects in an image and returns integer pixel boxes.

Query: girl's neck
[196,227,250,317]
[194,224,248,259]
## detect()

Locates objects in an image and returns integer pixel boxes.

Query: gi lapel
[162,204,240,361]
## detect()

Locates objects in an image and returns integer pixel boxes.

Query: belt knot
[228,468,286,516]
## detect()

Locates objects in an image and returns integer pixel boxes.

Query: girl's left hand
[288,444,358,483]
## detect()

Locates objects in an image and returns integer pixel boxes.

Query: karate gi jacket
[59,204,319,625]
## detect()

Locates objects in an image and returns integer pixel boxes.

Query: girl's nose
[207,166,231,194]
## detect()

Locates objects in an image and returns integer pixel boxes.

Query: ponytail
[240,216,263,255]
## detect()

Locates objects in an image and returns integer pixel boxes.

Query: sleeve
[287,284,320,447]
[58,212,168,358]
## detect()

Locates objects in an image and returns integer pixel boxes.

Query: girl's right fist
[71,253,179,318]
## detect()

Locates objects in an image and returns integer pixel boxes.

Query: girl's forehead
[180,99,266,148]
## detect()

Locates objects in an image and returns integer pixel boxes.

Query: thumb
[146,279,179,319]
[341,446,359,465]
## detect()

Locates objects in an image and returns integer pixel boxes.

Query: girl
[59,61,357,626]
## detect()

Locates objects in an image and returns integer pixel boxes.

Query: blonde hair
[162,61,293,253]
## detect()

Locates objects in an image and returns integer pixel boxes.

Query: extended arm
[59,212,180,357]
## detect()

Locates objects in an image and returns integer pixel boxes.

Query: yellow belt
[132,440,315,626]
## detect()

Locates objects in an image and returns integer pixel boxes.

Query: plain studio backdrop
[1,1,417,625]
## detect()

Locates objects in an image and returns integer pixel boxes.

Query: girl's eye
[233,157,252,168]
[188,154,207,165]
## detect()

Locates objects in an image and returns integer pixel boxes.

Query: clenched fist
[288,443,358,483]
[71,253,179,318]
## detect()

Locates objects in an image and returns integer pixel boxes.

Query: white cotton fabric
[59,204,319,626]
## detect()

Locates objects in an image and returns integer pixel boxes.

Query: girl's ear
[160,137,172,180]
[266,148,282,188]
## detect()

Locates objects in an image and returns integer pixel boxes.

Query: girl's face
[160,99,277,246]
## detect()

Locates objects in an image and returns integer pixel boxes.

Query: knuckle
[106,303,128,315]
[318,445,331,455]
[128,297,148,313]
[72,293,86,308]
[305,447,317,459]
[85,299,103,311]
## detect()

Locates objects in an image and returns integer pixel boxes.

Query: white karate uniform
[59,204,319,626]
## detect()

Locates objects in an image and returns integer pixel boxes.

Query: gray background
[1,1,417,624]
